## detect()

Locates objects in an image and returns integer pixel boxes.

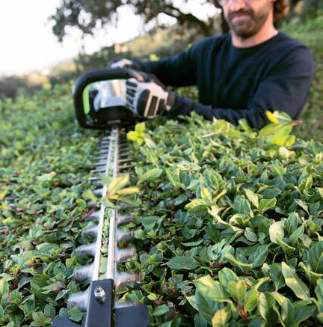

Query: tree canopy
[51,0,220,41]
[51,0,322,42]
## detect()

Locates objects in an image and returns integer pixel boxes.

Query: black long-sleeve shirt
[137,32,315,129]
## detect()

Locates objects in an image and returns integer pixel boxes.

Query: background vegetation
[282,15,323,140]
[0,2,321,140]
[0,2,322,326]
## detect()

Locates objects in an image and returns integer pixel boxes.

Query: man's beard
[226,6,270,39]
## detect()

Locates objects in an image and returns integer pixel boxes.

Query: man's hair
[273,0,289,23]
[213,0,289,24]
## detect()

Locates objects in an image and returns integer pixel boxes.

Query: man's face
[221,0,275,39]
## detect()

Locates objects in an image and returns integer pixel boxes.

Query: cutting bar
[53,128,148,327]
[106,128,119,280]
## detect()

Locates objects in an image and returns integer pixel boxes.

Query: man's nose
[227,0,247,11]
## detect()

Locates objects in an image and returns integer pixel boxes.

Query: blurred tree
[289,0,322,20]
[0,76,26,99]
[0,76,44,99]
[301,0,322,19]
[51,0,321,42]
[51,0,218,41]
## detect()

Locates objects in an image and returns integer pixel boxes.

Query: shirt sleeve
[137,39,211,87]
[168,46,315,129]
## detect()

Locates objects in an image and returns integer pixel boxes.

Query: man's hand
[126,78,174,119]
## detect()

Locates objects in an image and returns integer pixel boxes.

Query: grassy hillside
[282,15,323,141]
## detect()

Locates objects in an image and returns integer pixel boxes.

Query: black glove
[109,58,140,70]
[126,78,175,119]
[108,58,160,83]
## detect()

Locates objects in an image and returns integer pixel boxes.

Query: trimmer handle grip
[73,68,139,129]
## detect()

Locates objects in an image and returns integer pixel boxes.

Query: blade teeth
[93,188,104,197]
[89,176,101,183]
[119,164,133,171]
[90,169,101,175]
[68,290,89,312]
[95,163,106,169]
[94,168,106,174]
[91,182,103,190]
[96,159,108,165]
[100,139,110,144]
[115,272,140,289]
[86,211,101,222]
[88,201,98,209]
[116,247,136,263]
[116,214,133,226]
[73,264,94,283]
[119,159,131,165]
[119,152,130,159]
[82,225,99,239]
[75,243,97,258]
[116,229,134,244]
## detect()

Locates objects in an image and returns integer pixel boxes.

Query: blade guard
[73,68,137,129]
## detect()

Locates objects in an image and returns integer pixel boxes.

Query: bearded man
[112,0,315,129]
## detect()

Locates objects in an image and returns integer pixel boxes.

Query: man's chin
[229,21,258,39]
[232,27,257,39]
[227,10,270,40]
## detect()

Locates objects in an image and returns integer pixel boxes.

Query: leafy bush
[121,113,323,326]
[0,85,97,326]
[0,18,322,324]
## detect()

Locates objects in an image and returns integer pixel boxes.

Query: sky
[0,1,217,76]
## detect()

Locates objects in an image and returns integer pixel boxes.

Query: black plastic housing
[52,279,149,327]
[73,68,136,129]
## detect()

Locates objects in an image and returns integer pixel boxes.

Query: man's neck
[231,20,278,48]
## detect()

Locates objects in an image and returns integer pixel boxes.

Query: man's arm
[136,38,215,87]
[167,47,315,129]
[137,52,196,87]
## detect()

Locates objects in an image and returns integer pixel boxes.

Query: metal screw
[94,286,106,303]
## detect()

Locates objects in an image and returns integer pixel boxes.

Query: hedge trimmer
[53,69,149,327]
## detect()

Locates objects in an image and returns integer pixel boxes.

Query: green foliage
[0,16,322,326]
[0,85,97,325]
[122,115,322,326]
[282,14,323,141]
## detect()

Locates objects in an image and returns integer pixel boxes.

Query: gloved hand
[109,58,138,69]
[108,58,155,83]
[126,78,175,119]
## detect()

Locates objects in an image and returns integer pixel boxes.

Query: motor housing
[73,68,137,129]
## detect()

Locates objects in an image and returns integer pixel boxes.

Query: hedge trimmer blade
[53,128,148,327]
